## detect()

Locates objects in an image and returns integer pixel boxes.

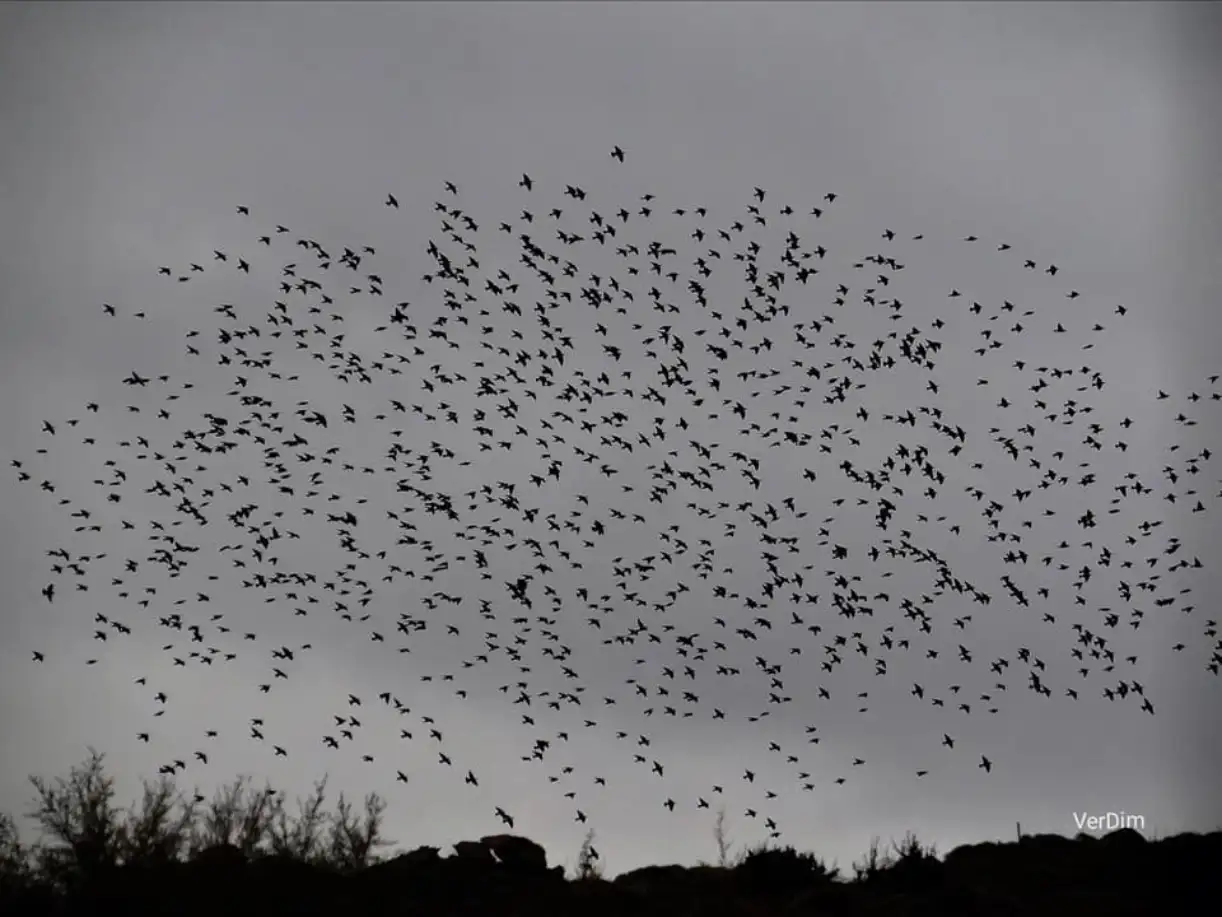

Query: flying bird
[18,145,1217,863]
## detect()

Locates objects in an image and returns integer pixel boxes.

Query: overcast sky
[2,2,1220,878]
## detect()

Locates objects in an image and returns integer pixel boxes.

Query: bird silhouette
[15,150,1220,863]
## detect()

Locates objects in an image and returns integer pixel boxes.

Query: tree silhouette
[2,751,1220,917]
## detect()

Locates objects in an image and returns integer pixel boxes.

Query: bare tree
[713,805,736,868]
[325,790,391,872]
[189,776,282,857]
[24,747,123,880]
[114,774,198,867]
[266,776,331,864]
[852,835,895,882]
[573,827,602,880]
[891,830,937,862]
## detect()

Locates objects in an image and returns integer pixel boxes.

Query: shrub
[733,840,839,894]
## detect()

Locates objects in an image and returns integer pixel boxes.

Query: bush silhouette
[869,830,943,893]
[733,840,839,894]
[1,750,1220,916]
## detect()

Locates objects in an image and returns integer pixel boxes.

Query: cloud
[2,2,1219,877]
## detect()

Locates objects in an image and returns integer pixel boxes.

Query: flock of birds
[12,145,1222,850]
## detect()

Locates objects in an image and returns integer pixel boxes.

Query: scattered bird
[15,148,1219,858]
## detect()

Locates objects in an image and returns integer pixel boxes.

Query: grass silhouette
[1,749,1218,915]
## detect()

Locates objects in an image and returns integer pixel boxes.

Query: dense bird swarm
[14,147,1221,854]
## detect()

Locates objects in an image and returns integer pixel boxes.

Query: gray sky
[2,2,1220,877]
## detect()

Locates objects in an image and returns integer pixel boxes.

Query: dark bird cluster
[16,148,1221,851]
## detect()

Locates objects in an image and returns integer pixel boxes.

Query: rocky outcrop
[614,862,692,894]
[400,844,442,865]
[452,840,496,864]
[479,834,548,872]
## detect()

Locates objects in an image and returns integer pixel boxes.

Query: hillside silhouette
[0,750,1216,916]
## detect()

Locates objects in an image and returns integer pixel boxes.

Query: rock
[365,843,443,881]
[614,863,692,895]
[479,834,548,872]
[401,844,442,864]
[452,840,496,864]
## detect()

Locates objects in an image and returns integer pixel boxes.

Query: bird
[19,144,1217,866]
